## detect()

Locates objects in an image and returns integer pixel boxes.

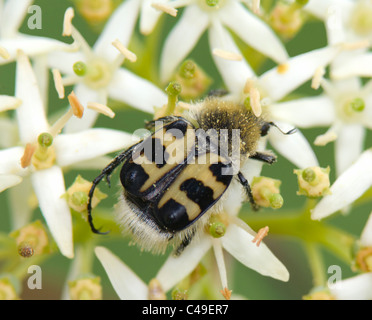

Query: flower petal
[108,68,167,113]
[15,50,48,143]
[303,0,352,21]
[0,146,27,176]
[0,35,71,65]
[156,234,212,292]
[332,52,372,79]
[159,5,209,83]
[312,149,372,220]
[1,0,33,37]
[360,212,372,247]
[0,174,22,192]
[335,124,365,176]
[47,50,85,76]
[219,1,288,64]
[330,273,372,300]
[258,47,338,102]
[139,0,164,35]
[94,246,148,300]
[55,128,135,167]
[8,177,33,229]
[0,95,22,112]
[270,95,335,128]
[221,224,289,282]
[208,20,255,93]
[268,124,319,168]
[31,166,73,258]
[93,0,141,61]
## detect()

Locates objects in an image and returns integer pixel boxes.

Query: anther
[252,226,269,247]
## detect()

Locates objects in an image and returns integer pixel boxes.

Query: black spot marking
[165,120,188,137]
[209,162,233,185]
[180,178,214,211]
[141,137,169,168]
[156,199,189,231]
[120,161,149,195]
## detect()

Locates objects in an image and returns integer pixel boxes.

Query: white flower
[159,0,288,83]
[273,77,372,176]
[299,0,372,79]
[327,213,372,300]
[210,28,339,168]
[95,214,289,300]
[311,148,372,220]
[0,0,71,64]
[156,221,289,297]
[0,51,135,258]
[360,211,372,248]
[95,246,150,300]
[329,273,372,300]
[48,6,167,133]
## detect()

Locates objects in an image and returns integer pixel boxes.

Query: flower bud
[68,276,102,300]
[251,176,283,209]
[64,175,107,213]
[10,220,51,256]
[175,60,211,100]
[0,276,19,300]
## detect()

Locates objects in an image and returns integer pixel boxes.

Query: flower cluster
[0,0,371,300]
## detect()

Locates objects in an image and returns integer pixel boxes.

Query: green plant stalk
[240,200,356,265]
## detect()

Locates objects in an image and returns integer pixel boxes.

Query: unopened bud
[175,60,211,100]
[355,247,372,272]
[69,276,102,300]
[0,277,19,300]
[64,175,107,213]
[252,176,283,209]
[10,220,50,256]
[172,288,188,300]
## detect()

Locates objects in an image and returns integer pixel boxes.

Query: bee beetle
[87,97,294,254]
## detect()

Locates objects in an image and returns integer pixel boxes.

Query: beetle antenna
[268,122,297,135]
[87,144,138,234]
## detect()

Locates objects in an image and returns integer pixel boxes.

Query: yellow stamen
[277,63,289,74]
[251,0,261,15]
[49,109,73,138]
[314,130,337,146]
[148,279,166,300]
[151,3,178,17]
[220,287,232,300]
[87,102,115,118]
[177,101,192,110]
[340,39,370,51]
[311,66,325,90]
[52,69,65,99]
[212,48,243,61]
[0,46,10,59]
[252,226,269,247]
[112,39,137,62]
[250,87,262,117]
[20,144,36,168]
[68,91,84,118]
[63,7,75,36]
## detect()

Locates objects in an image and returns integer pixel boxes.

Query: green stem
[304,243,326,287]
[240,200,356,265]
